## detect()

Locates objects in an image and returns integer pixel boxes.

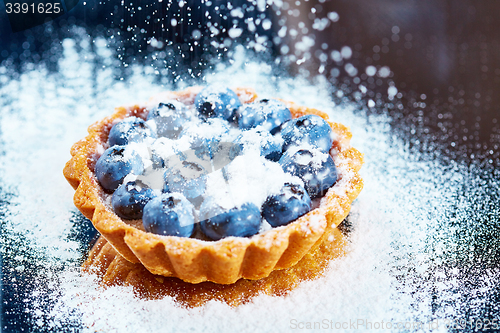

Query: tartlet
[82,226,348,307]
[64,86,363,284]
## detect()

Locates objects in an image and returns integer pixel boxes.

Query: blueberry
[199,202,261,240]
[237,99,292,134]
[142,193,195,237]
[280,115,334,153]
[95,145,144,192]
[146,101,192,139]
[194,85,242,120]
[234,128,283,161]
[262,183,312,227]
[279,148,337,199]
[108,117,157,146]
[150,151,165,169]
[130,139,178,192]
[111,180,157,220]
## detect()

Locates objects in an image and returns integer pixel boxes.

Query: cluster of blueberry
[95,85,338,241]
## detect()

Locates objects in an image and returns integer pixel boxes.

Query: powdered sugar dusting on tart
[204,151,300,210]
[298,213,325,236]
[328,154,356,199]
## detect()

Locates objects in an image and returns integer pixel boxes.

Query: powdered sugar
[285,145,329,168]
[236,126,284,155]
[126,142,154,171]
[300,213,326,235]
[204,151,299,211]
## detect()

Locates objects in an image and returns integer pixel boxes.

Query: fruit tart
[82,226,348,307]
[64,85,363,284]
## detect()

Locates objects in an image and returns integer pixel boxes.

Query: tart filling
[64,86,364,284]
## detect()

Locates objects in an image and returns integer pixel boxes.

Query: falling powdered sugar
[204,150,300,210]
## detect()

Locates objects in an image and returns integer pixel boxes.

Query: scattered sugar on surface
[0,36,499,333]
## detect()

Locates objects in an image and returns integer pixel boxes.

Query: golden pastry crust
[64,87,363,284]
[82,225,348,307]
